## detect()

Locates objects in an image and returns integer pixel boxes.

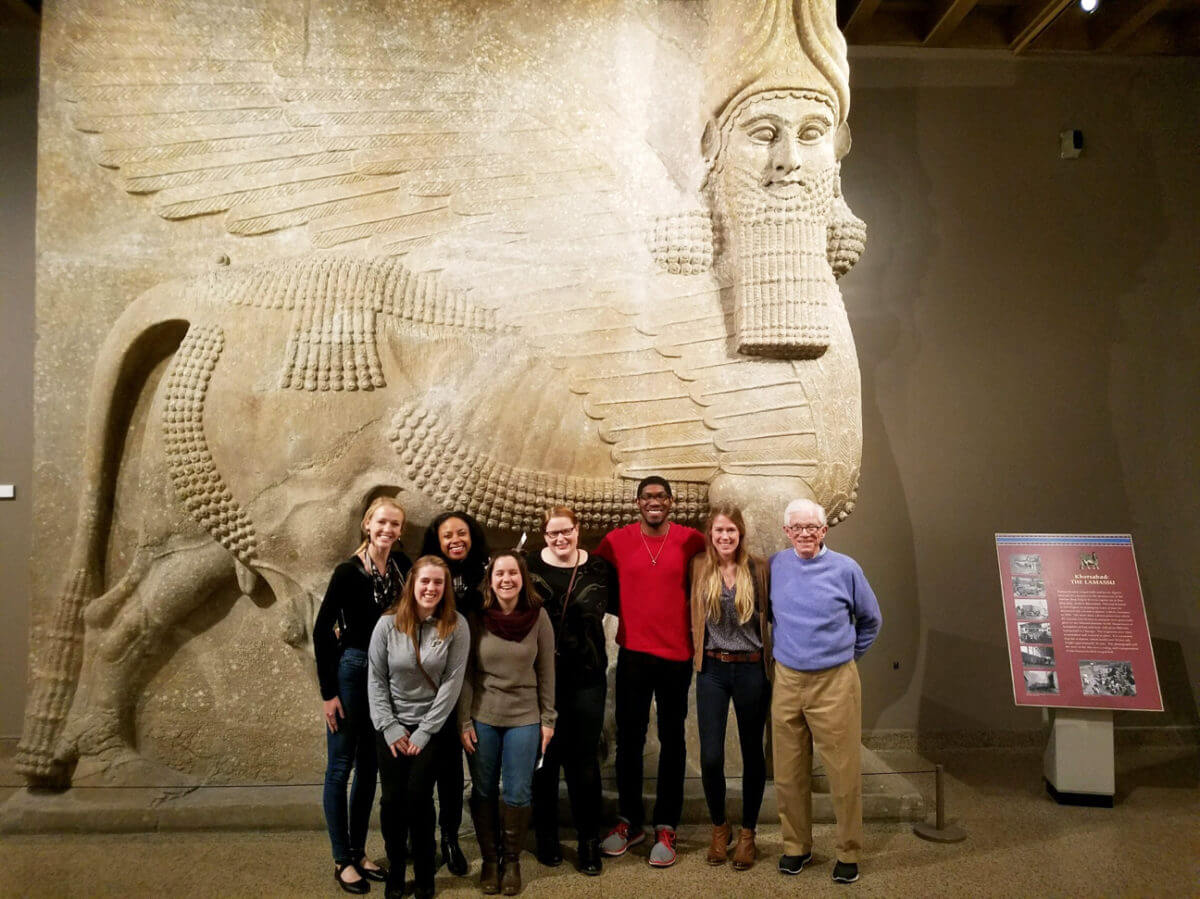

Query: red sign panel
[995,534,1162,711]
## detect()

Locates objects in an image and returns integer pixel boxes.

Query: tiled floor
[0,745,1196,897]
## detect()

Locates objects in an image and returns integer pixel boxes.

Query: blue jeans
[696,654,770,828]
[468,721,540,807]
[322,648,378,864]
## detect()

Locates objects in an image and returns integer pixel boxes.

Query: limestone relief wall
[21,0,869,787]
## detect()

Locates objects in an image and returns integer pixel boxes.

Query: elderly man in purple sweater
[770,498,882,886]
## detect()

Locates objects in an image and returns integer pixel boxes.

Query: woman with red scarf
[458,552,556,896]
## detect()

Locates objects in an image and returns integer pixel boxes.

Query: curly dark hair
[420,510,491,587]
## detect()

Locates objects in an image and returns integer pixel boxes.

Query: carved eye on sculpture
[746,123,778,144]
[799,121,828,143]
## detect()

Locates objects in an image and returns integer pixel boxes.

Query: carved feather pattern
[57,0,835,494]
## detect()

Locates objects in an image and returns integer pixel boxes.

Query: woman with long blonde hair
[368,554,469,898]
[689,504,772,872]
[314,496,413,893]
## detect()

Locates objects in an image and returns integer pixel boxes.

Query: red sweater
[596,522,707,662]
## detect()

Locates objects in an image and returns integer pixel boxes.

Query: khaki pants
[771,659,863,862]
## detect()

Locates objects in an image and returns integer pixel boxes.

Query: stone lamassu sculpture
[18,0,865,786]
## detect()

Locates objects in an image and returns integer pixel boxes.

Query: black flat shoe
[441,837,469,877]
[355,859,388,883]
[335,864,370,895]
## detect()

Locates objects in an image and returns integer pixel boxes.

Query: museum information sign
[995,534,1162,711]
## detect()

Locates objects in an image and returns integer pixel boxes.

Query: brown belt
[705,650,762,663]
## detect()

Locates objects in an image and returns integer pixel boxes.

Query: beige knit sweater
[457,607,557,730]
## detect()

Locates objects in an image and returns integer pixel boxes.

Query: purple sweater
[769,547,882,672]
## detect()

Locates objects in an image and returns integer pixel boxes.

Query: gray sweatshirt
[367,611,469,750]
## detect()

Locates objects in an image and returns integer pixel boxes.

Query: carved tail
[15,289,191,785]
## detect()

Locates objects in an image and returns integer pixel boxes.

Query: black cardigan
[313,550,413,700]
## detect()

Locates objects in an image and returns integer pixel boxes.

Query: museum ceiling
[839,0,1200,54]
[2,0,1198,54]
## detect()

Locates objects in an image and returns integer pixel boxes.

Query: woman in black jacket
[526,506,618,876]
[418,510,491,876]
[314,496,413,893]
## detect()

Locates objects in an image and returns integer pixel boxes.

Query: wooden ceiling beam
[1090,0,1173,52]
[842,0,884,38]
[924,0,980,46]
[1009,0,1075,54]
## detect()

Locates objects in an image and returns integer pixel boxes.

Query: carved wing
[55,1,845,524]
[54,1,682,255]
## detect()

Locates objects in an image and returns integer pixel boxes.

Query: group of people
[314,476,882,897]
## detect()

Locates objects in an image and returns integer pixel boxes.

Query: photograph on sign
[1010,554,1042,575]
[1020,645,1055,667]
[1023,670,1059,694]
[1015,599,1048,620]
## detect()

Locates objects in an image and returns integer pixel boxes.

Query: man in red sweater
[596,476,707,868]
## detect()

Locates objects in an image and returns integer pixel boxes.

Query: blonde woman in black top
[314,496,412,893]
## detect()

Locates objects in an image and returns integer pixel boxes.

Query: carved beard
[712,162,839,359]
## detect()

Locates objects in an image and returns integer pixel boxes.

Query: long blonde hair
[697,505,756,625]
[356,495,406,555]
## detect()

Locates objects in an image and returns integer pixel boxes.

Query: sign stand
[1043,708,1114,807]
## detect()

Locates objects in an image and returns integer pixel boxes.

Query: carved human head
[701,0,860,360]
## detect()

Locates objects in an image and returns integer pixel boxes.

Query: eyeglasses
[785,523,825,534]
[638,493,671,503]
[544,526,576,539]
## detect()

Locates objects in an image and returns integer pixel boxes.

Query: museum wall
[4,14,1197,747]
[834,50,1200,740]
[0,18,38,738]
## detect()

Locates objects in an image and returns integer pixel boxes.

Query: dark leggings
[695,655,771,828]
[532,679,606,843]
[435,716,465,839]
[376,727,444,893]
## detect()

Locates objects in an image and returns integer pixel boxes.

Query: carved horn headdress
[704,0,850,158]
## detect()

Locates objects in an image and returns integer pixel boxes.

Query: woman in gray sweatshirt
[368,555,470,899]
[459,552,556,896]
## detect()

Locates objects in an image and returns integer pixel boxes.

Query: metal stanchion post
[913,764,967,842]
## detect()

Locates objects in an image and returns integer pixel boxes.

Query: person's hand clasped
[323,696,344,734]
[389,735,413,758]
[540,725,554,756]
[461,723,478,754]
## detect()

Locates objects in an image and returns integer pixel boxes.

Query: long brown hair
[390,555,459,641]
[697,505,756,625]
[482,552,542,611]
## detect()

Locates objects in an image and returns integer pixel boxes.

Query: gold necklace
[640,523,671,566]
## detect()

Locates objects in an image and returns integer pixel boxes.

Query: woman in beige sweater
[459,552,556,895]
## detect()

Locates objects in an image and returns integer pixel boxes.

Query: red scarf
[483,605,540,642]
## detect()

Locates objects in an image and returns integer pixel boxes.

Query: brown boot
[731,827,757,871]
[706,821,732,865]
[500,802,531,896]
[470,797,501,895]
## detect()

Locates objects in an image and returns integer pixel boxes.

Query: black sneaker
[832,860,860,883]
[778,852,812,875]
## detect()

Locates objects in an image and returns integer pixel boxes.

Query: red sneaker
[648,826,678,868]
[599,818,645,857]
